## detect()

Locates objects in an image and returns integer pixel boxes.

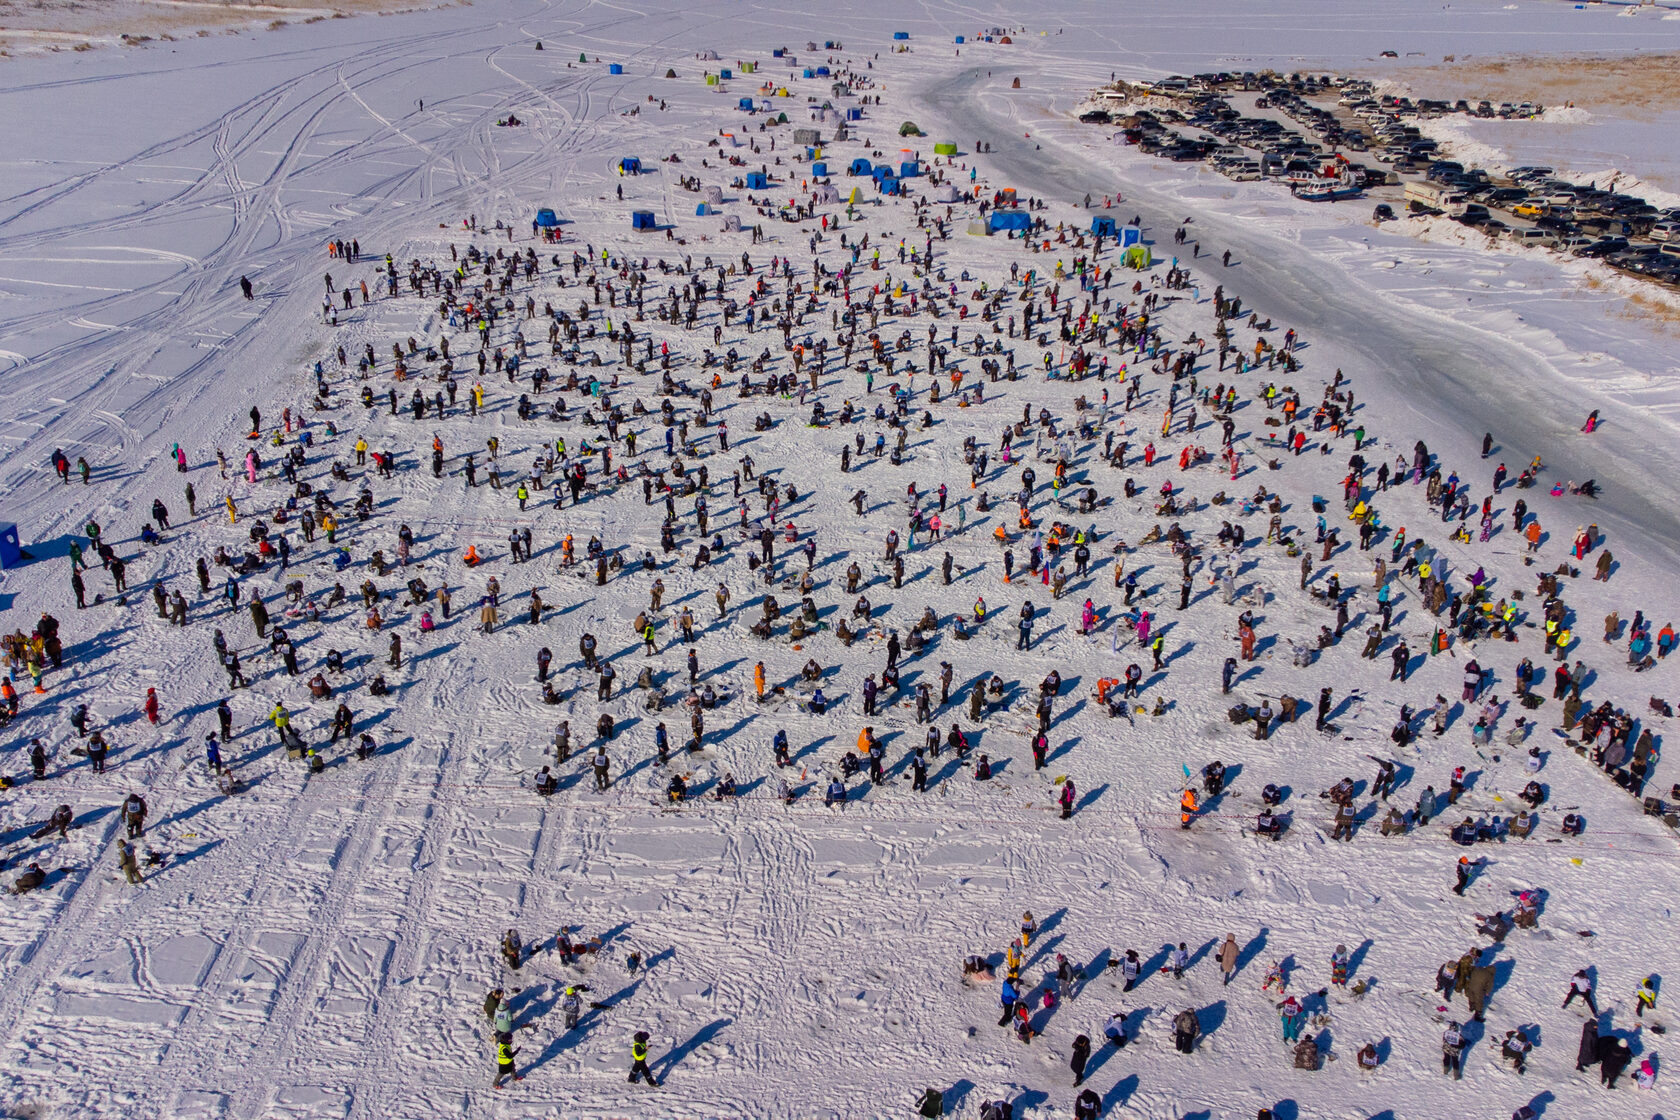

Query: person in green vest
[492,1035,522,1088]
[628,1030,660,1086]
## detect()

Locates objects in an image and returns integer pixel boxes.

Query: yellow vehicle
[1512,201,1548,219]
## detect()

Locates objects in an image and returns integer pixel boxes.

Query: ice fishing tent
[700,49,721,60]
[968,220,991,236]
[872,165,896,180]
[898,120,923,137]
[696,202,713,215]
[739,97,756,111]
[955,35,965,43]
[936,183,962,203]
[704,185,724,206]
[847,186,862,205]
[816,66,830,77]
[849,158,873,175]
[815,184,840,202]
[535,208,560,228]
[803,68,815,79]
[1121,244,1152,268]
[988,210,1031,233]
[1091,215,1118,237]
[722,214,743,232]
[933,142,958,156]
[899,160,920,177]
[631,210,657,230]
[608,63,624,75]
[0,522,21,569]
[772,48,785,57]
[832,82,850,98]
[892,31,910,40]
[1120,226,1142,248]
[811,161,828,177]
[880,176,901,195]
[744,171,769,189]
[720,68,733,79]
[619,157,642,174]
[846,108,863,121]
[793,128,821,145]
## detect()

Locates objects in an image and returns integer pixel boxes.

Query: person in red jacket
[143,687,160,724]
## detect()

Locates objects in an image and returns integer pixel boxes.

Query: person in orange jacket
[754,661,766,700]
[1180,788,1198,829]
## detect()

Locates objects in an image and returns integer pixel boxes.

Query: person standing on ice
[628,1031,660,1086]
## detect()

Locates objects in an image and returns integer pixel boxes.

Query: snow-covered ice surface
[1,1,1679,1118]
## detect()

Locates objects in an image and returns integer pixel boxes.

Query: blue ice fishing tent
[988,210,1031,233]
[811,161,828,176]
[1090,215,1117,237]
[773,48,785,57]
[0,522,20,569]
[696,202,712,215]
[619,156,642,174]
[892,31,909,40]
[745,171,769,189]
[631,210,657,231]
[803,68,815,79]
[739,97,756,111]
[882,177,901,195]
[1120,226,1142,248]
[846,108,863,121]
[849,158,872,175]
[955,35,965,43]
[720,68,733,79]
[816,66,830,77]
[608,63,624,75]
[535,208,560,228]
[899,160,920,178]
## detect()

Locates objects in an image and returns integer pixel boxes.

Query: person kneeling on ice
[974,754,993,781]
[963,955,994,980]
[667,774,687,803]
[1104,1010,1129,1047]
[826,776,847,807]
[534,766,557,796]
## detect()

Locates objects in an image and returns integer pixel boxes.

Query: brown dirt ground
[0,0,456,54]
[1379,50,1680,118]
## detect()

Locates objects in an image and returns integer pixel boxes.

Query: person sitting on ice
[963,955,994,980]
[666,773,687,803]
[1255,810,1284,841]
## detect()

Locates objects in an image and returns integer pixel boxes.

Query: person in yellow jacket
[270,704,290,730]
[353,437,368,465]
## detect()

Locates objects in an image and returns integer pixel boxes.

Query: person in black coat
[1576,1019,1600,1072]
